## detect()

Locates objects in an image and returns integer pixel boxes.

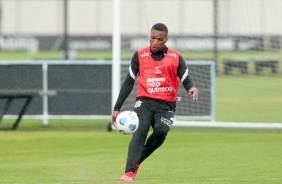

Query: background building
[1,0,282,36]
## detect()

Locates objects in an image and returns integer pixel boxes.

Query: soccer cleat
[119,172,135,182]
[133,163,140,179]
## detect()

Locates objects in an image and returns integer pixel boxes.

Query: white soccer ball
[115,111,139,135]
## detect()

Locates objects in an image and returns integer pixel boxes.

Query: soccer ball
[115,111,139,135]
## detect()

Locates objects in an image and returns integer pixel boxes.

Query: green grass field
[0,120,282,184]
[216,75,282,122]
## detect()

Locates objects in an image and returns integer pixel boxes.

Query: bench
[223,59,248,75]
[0,90,56,130]
[254,59,279,75]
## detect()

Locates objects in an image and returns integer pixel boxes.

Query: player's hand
[111,111,120,128]
[188,87,198,100]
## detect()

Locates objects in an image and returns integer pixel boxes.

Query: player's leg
[120,102,153,181]
[138,110,174,164]
[124,102,153,173]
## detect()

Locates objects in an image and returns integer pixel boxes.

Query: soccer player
[112,23,198,182]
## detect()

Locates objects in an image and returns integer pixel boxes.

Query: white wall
[1,0,282,36]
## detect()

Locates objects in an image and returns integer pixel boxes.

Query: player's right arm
[112,51,139,124]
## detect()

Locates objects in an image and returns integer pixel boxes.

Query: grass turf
[216,75,282,122]
[0,120,282,183]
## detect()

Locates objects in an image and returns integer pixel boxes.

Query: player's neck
[150,46,167,56]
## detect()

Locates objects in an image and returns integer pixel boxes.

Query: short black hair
[151,23,168,36]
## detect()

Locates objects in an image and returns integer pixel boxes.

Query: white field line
[174,121,282,129]
[3,115,282,129]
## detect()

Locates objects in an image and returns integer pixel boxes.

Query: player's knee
[153,131,167,144]
[154,125,170,136]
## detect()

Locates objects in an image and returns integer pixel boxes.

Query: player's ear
[165,37,168,43]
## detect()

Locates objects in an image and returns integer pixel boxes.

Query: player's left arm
[177,55,198,100]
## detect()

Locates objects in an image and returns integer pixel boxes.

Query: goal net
[112,0,216,122]
[119,60,215,121]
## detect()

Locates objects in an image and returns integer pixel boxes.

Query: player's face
[150,29,168,52]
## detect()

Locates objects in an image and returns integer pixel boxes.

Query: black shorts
[133,97,176,132]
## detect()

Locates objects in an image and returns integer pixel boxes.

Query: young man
[112,23,198,182]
